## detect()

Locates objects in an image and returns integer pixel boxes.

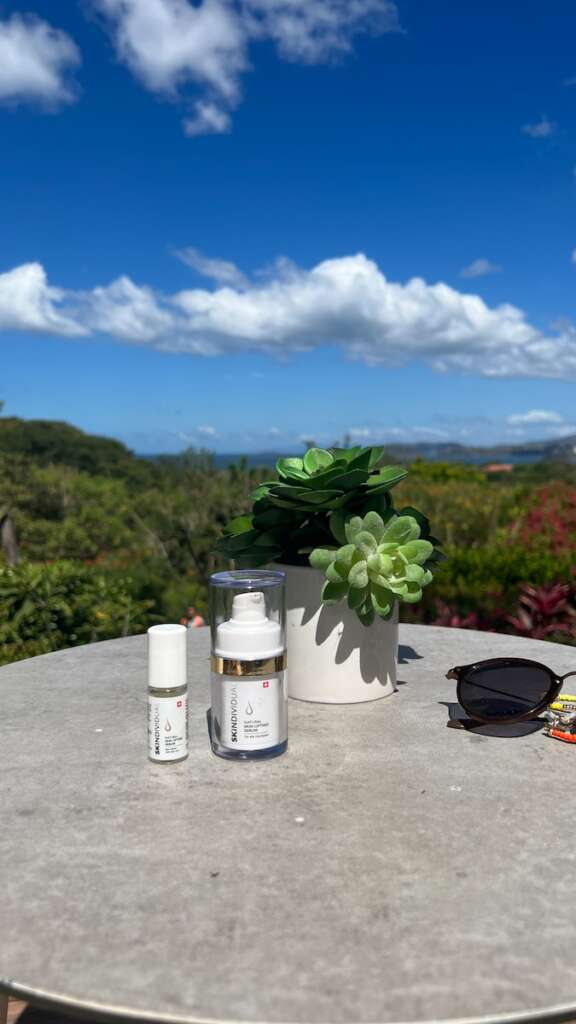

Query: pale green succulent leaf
[354,530,377,557]
[381,515,420,544]
[276,457,307,480]
[402,584,423,604]
[362,510,385,541]
[344,516,364,543]
[386,578,408,596]
[371,585,394,618]
[377,553,394,575]
[326,561,347,583]
[348,560,369,589]
[303,448,334,475]
[376,542,398,555]
[335,544,356,569]
[367,553,381,573]
[404,563,426,584]
[330,446,362,463]
[397,539,434,565]
[309,547,337,571]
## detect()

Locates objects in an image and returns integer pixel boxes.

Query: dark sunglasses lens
[460,664,552,720]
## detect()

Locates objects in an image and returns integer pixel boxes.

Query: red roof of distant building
[483,463,514,473]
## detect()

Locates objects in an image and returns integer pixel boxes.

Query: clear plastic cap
[148,623,187,688]
[210,570,285,660]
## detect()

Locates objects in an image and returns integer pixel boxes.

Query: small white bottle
[210,586,287,760]
[147,624,188,764]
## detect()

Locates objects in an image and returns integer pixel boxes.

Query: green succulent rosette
[310,509,438,626]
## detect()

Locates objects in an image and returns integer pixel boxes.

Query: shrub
[0,561,153,666]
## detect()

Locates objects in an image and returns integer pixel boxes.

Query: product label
[148,694,188,761]
[221,674,284,751]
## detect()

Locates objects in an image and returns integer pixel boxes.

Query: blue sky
[2,0,576,452]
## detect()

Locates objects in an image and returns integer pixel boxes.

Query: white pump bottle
[210,589,288,760]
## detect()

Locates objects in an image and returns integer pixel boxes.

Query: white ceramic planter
[275,563,398,704]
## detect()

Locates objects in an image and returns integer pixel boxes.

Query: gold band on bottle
[211,653,287,677]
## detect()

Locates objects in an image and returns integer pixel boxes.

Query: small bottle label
[221,674,283,751]
[148,693,188,761]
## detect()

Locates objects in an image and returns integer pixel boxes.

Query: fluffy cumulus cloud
[3,251,576,380]
[0,263,86,336]
[91,0,399,134]
[0,13,81,107]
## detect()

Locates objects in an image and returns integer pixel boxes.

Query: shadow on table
[440,701,545,738]
[398,644,423,664]
[395,644,423,686]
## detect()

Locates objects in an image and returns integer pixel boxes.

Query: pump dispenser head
[215,589,283,660]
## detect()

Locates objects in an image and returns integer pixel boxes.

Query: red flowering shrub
[516,483,576,556]
[431,583,576,644]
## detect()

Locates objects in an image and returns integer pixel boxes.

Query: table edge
[2,979,576,1024]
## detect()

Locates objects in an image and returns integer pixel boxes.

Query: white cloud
[82,275,175,342]
[0,263,86,336]
[507,409,564,426]
[4,252,576,380]
[522,116,557,139]
[241,0,399,63]
[176,247,248,287]
[93,0,246,99]
[182,99,231,136]
[571,248,576,265]
[197,424,217,436]
[460,258,502,279]
[91,0,398,134]
[0,13,80,107]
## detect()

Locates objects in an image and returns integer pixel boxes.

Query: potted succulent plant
[218,446,442,704]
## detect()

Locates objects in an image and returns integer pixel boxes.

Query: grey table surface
[2,625,576,1024]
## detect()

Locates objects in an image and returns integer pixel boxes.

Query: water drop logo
[245,703,254,716]
[164,719,172,732]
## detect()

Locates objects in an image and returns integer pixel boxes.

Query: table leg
[0,992,8,1024]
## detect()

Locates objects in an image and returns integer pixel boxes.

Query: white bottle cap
[215,591,283,660]
[148,623,187,688]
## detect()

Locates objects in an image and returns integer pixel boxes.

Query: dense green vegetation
[1,416,575,665]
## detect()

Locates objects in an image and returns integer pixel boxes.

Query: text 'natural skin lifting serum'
[147,623,188,763]
[209,570,287,761]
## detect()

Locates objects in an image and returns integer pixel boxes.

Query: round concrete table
[1,625,576,1024]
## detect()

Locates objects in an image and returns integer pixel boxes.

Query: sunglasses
[446,657,576,725]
